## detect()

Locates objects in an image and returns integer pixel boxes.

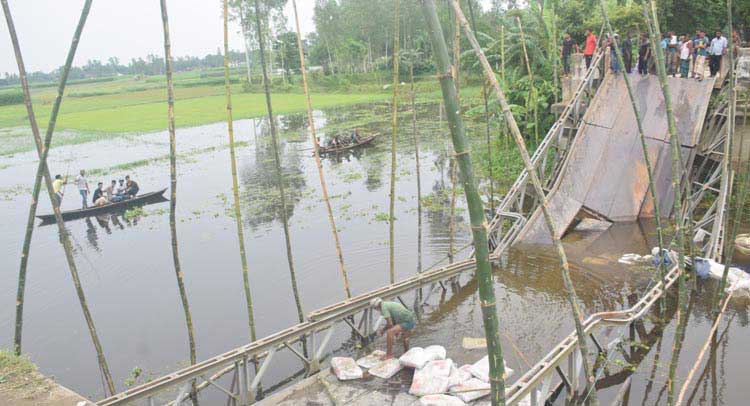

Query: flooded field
[1,101,748,405]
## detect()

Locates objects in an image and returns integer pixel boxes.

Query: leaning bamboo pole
[448,4,460,262]
[2,0,115,395]
[516,17,539,146]
[223,0,258,342]
[388,0,400,284]
[450,2,598,404]
[252,0,304,322]
[418,2,507,404]
[597,0,667,314]
[290,0,351,298]
[642,2,688,403]
[160,0,198,385]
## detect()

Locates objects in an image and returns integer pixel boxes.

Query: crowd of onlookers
[560,28,744,81]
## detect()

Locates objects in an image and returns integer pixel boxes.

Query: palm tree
[2,0,115,395]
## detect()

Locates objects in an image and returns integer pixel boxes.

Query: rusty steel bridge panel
[517,75,715,244]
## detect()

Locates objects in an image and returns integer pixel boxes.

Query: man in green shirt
[370,297,415,359]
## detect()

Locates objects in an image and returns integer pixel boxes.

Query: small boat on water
[37,188,168,224]
[318,133,378,155]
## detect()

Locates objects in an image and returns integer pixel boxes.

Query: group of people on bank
[52,170,140,208]
[561,28,743,81]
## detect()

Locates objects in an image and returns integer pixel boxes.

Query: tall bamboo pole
[252,0,304,322]
[409,42,423,274]
[419,2,507,404]
[551,0,559,104]
[160,0,198,387]
[223,0,258,343]
[448,4,460,262]
[3,0,115,395]
[388,0,400,284]
[642,1,688,403]
[450,2,598,404]
[291,0,351,298]
[501,24,510,190]
[597,0,667,314]
[516,17,539,146]
[716,0,747,306]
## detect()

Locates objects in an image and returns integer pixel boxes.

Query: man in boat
[350,128,360,144]
[92,182,109,207]
[370,297,415,360]
[75,169,90,208]
[124,175,139,198]
[52,174,66,206]
[106,180,122,203]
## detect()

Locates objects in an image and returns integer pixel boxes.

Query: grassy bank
[0,349,50,398]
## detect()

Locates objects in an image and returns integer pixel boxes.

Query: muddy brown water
[0,102,748,405]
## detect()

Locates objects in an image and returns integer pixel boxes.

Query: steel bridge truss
[96,51,736,406]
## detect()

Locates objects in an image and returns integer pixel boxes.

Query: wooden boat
[318,133,378,154]
[37,188,168,224]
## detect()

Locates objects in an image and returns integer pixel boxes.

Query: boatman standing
[75,169,89,208]
[370,297,415,360]
[52,174,66,206]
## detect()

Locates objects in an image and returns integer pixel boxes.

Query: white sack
[331,357,363,380]
[368,358,403,379]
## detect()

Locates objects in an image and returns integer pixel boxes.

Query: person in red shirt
[584,29,598,68]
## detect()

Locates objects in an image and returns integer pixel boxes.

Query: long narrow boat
[318,133,378,154]
[37,188,168,224]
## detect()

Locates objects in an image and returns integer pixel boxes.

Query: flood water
[1,101,748,405]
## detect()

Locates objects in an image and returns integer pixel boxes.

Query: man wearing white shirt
[708,30,727,77]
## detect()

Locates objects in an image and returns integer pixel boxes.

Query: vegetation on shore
[0,349,51,399]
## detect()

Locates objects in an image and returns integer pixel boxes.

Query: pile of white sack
[693,256,750,297]
[330,345,523,405]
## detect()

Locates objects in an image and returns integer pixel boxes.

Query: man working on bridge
[370,297,415,360]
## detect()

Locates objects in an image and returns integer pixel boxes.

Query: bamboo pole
[597,0,667,316]
[160,1,198,392]
[408,42,423,274]
[516,17,539,146]
[418,2,507,404]
[450,2,598,404]
[448,4,460,263]
[2,0,115,395]
[551,0,559,104]
[223,0,258,344]
[641,2,689,403]
[290,0,351,298]
[388,0,400,284]
[675,291,733,405]
[252,0,304,322]
[717,0,747,306]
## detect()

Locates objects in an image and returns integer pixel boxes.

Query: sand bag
[331,357,363,380]
[419,394,467,406]
[424,345,447,361]
[356,350,385,369]
[400,347,431,369]
[735,234,750,256]
[469,355,514,383]
[447,364,473,387]
[410,367,451,396]
[368,358,403,379]
[424,359,454,377]
[462,337,487,350]
[450,378,490,402]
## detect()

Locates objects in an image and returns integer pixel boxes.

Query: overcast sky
[0,0,317,74]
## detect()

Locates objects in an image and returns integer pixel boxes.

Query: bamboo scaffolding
[408,37,423,274]
[418,1,507,404]
[597,0,667,315]
[223,0,258,345]
[516,17,539,146]
[160,4,198,404]
[450,2,598,404]
[2,0,115,395]
[388,0,400,284]
[290,0,351,298]
[252,0,304,322]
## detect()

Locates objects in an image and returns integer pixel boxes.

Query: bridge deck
[516,74,715,244]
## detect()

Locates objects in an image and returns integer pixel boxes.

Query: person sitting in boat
[124,175,139,198]
[350,128,360,144]
[92,182,109,206]
[115,179,127,199]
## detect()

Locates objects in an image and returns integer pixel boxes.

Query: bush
[0,90,24,106]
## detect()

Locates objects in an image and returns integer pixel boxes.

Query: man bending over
[370,297,415,360]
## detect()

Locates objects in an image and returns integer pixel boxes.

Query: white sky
[0,0,317,74]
